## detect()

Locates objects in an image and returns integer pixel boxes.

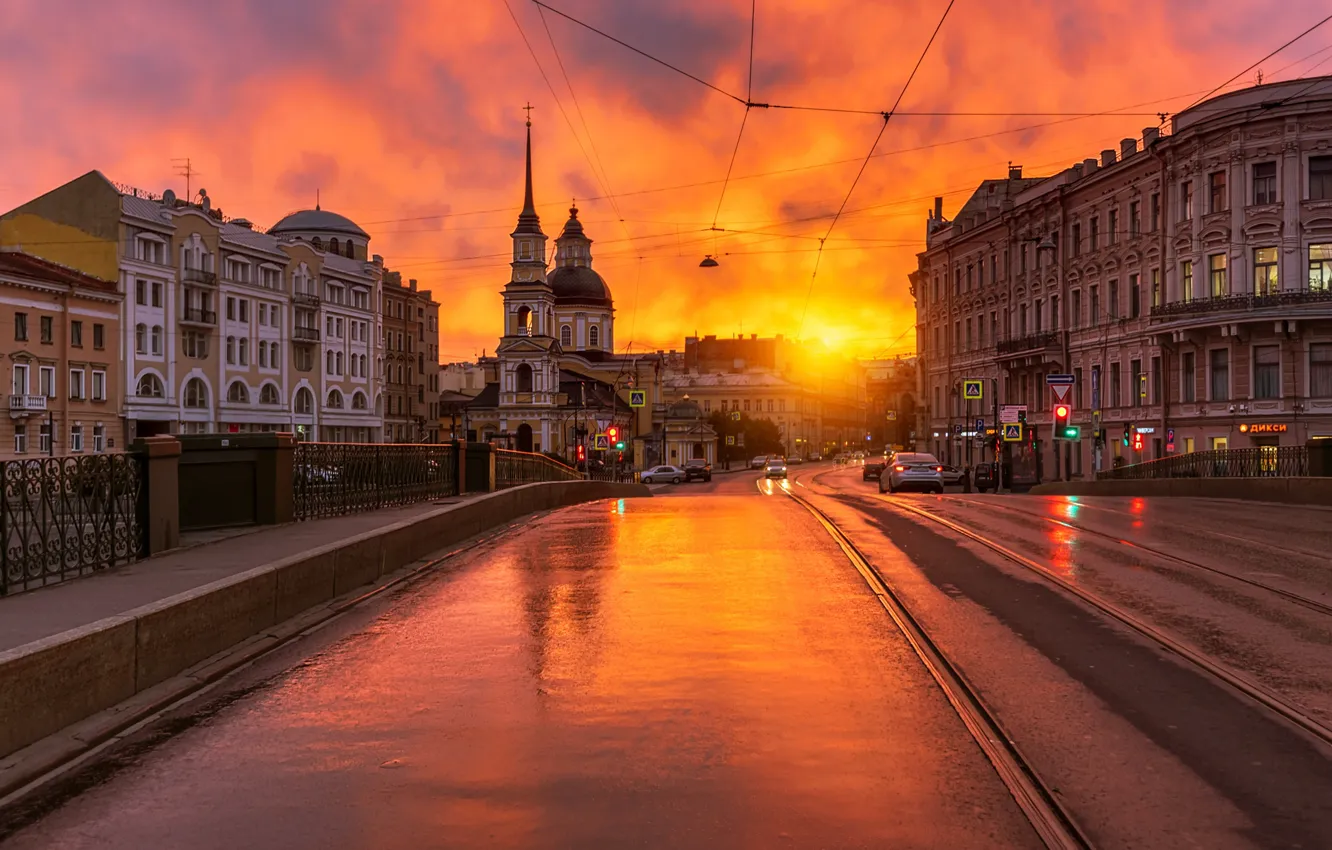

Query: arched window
[295,387,314,414]
[326,350,334,373]
[227,381,249,403]
[239,338,248,366]
[312,237,323,251]
[345,241,355,259]
[184,378,207,408]
[516,306,531,335]
[352,391,368,410]
[137,373,164,398]
[258,341,268,368]
[260,384,280,405]
[336,351,344,375]
[515,363,533,393]
[151,325,163,355]
[135,324,147,354]
[560,325,572,347]
[589,325,600,348]
[327,389,344,409]
[359,354,367,377]
[329,238,340,255]
[269,341,280,365]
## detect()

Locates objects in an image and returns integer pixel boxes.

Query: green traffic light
[615,442,625,450]
[1061,426,1081,440]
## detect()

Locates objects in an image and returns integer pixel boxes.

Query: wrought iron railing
[182,268,218,286]
[996,331,1061,355]
[293,326,320,342]
[0,454,145,595]
[182,307,217,324]
[495,450,583,489]
[1152,289,1332,319]
[586,468,640,483]
[293,443,459,521]
[1101,446,1309,480]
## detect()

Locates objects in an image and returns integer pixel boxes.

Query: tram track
[770,479,1094,850]
[933,496,1332,619]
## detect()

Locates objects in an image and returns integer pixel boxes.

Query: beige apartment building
[381,270,441,443]
[0,251,122,458]
[1,172,387,443]
[913,77,1332,480]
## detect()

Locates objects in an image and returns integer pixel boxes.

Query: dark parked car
[684,460,712,482]
[863,461,886,481]
[973,462,996,493]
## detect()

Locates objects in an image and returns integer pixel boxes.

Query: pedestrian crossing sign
[726,435,736,445]
[594,434,610,451]
[629,390,646,407]
[963,379,983,400]
[1002,423,1023,442]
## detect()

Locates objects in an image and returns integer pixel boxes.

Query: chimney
[1143,127,1160,146]
[1072,163,1085,180]
[933,197,943,220]
[372,254,384,266]
[409,278,418,292]
[1008,165,1023,180]
[1100,149,1116,167]
[1120,138,1137,159]
[1083,158,1099,173]
[750,334,757,340]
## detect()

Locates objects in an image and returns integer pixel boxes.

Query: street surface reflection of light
[1047,526,1079,580]
[1130,498,1146,515]
[1058,498,1081,520]
[780,480,791,492]
[616,499,625,515]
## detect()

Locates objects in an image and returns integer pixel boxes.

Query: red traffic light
[1054,404,1070,419]
[607,426,619,440]
[576,444,586,461]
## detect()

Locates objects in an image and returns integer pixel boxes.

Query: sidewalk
[0,495,481,654]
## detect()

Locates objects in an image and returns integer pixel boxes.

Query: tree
[707,411,786,465]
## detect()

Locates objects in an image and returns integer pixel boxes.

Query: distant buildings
[913,77,1332,478]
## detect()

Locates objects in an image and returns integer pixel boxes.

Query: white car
[765,458,788,479]
[939,464,965,485]
[879,452,945,494]
[641,465,685,484]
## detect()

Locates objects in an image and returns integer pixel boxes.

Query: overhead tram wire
[1185,11,1332,110]
[797,0,957,340]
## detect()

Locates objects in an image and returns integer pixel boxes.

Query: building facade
[914,77,1332,479]
[381,271,440,443]
[1,173,388,443]
[0,251,123,458]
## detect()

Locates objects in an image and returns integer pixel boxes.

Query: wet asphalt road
[0,473,1040,850]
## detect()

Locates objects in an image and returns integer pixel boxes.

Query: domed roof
[269,208,368,238]
[548,265,612,306]
[666,397,704,419]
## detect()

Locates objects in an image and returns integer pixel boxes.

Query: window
[11,362,29,396]
[353,391,367,410]
[1181,181,1193,219]
[1075,367,1085,409]
[1129,274,1141,319]
[1071,223,1081,256]
[990,254,997,285]
[13,312,27,342]
[39,421,51,454]
[1182,260,1194,301]
[13,424,26,454]
[149,325,162,355]
[1151,269,1162,309]
[92,370,105,401]
[1071,290,1081,329]
[1034,300,1043,333]
[1312,344,1332,397]
[335,351,343,375]
[990,311,997,345]
[1090,285,1100,324]
[1130,200,1140,235]
[135,323,146,354]
[151,281,163,308]
[1208,253,1228,297]
[70,320,83,347]
[93,323,104,350]
[965,318,973,350]
[136,280,147,305]
[327,389,344,409]
[258,340,268,368]
[966,264,974,291]
[137,373,164,398]
[239,338,248,366]
[184,331,207,359]
[1151,356,1162,405]
[1253,345,1280,399]
[743,399,751,413]
[1090,216,1099,250]
[1312,244,1332,292]
[94,424,105,453]
[1253,162,1277,205]
[1018,306,1027,337]
[1150,192,1160,231]
[1109,279,1119,318]
[1131,359,1143,406]
[226,337,236,365]
[589,325,600,348]
[1253,247,1279,295]
[40,316,52,344]
[1108,208,1119,244]
[1310,156,1332,201]
[326,350,334,373]
[260,384,280,405]
[39,365,55,398]
[1209,171,1227,213]
[184,378,207,408]
[1110,363,1121,408]
[227,297,236,321]
[70,425,83,453]
[1209,349,1230,401]
[227,381,249,403]
[69,368,85,400]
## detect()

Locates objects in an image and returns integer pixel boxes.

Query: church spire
[513,104,542,236]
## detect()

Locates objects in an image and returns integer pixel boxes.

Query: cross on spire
[523,101,534,127]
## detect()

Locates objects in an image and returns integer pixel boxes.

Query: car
[684,460,712,482]
[788,457,804,465]
[973,462,996,493]
[750,455,769,470]
[641,465,685,484]
[809,454,822,462]
[862,460,886,481]
[938,465,966,486]
[765,458,788,479]
[878,452,945,494]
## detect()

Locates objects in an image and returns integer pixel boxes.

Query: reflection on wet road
[3,488,1039,849]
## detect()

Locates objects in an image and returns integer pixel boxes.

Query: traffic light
[1122,423,1132,447]
[1053,403,1070,436]
[1132,429,1144,452]
[576,444,586,462]
[615,440,625,451]
[607,426,619,443]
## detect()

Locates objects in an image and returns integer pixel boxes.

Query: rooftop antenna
[172,158,200,200]
[316,188,321,211]
[1256,69,1264,86]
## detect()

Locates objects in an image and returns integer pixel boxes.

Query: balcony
[996,331,1061,356]
[181,307,217,326]
[182,268,218,286]
[293,292,320,307]
[293,326,321,343]
[1152,289,1332,320]
[9,395,48,416]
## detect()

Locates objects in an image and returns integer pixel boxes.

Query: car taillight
[935,466,944,472]
[894,465,906,472]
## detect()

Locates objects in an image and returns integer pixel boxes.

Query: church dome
[270,208,368,238]
[548,265,613,306]
[666,397,704,419]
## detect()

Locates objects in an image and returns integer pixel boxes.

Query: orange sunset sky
[2,0,1331,361]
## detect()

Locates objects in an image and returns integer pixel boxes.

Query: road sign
[1046,374,1075,386]
[736,433,746,447]
[731,411,741,421]
[1050,383,1072,402]
[886,410,897,421]
[975,418,985,432]
[726,435,735,446]
[963,379,984,400]
[1002,423,1023,442]
[629,390,646,407]
[1166,427,1176,453]
[999,404,1027,424]
[593,434,610,451]
[1092,409,1102,430]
